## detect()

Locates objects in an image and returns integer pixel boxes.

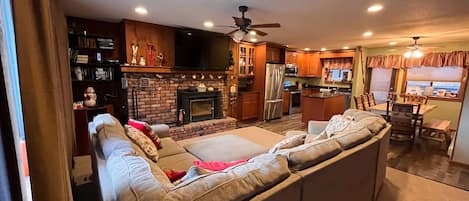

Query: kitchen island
[301,93,345,122]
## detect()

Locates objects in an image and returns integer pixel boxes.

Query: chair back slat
[362,95,371,111]
[368,93,376,106]
[354,96,365,110]
[403,94,428,105]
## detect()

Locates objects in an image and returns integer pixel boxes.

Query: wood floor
[238,113,469,191]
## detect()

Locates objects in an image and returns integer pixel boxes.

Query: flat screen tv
[175,28,231,71]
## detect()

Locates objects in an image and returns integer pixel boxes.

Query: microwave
[285,64,298,76]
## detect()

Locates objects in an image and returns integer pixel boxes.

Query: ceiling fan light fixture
[232,30,245,43]
[404,51,413,58]
[404,49,423,58]
[249,30,256,35]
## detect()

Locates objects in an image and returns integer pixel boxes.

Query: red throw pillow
[193,159,248,171]
[127,119,162,149]
[164,170,187,182]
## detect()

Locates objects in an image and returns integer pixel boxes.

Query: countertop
[302,92,345,99]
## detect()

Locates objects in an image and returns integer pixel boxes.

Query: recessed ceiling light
[343,46,349,49]
[249,30,256,35]
[250,38,258,42]
[389,41,397,46]
[304,48,310,51]
[367,4,383,12]
[363,31,373,37]
[320,48,327,51]
[135,7,148,15]
[187,32,192,36]
[203,21,214,28]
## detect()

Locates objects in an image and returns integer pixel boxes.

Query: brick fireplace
[123,72,235,139]
[177,90,223,124]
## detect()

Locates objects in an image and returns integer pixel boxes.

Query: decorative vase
[139,56,146,66]
[147,44,155,66]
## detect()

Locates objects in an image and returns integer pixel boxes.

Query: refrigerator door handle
[265,99,283,103]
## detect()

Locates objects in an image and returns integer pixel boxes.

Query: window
[369,68,395,103]
[405,67,465,99]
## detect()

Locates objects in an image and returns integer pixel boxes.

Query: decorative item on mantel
[84,87,97,107]
[155,74,164,79]
[139,56,146,66]
[131,44,138,65]
[146,44,155,66]
[157,52,166,66]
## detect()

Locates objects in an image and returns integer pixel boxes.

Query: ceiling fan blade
[215,25,238,28]
[233,17,245,26]
[249,29,268,36]
[250,23,281,28]
[226,29,239,35]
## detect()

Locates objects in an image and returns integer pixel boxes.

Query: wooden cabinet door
[238,92,259,120]
[286,51,297,65]
[283,91,290,114]
[307,53,321,77]
[297,52,307,76]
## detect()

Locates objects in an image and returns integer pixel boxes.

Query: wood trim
[253,44,267,120]
[449,160,469,169]
[451,68,469,161]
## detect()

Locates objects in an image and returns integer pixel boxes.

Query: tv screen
[175,28,230,71]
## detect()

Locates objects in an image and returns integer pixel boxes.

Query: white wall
[453,79,469,164]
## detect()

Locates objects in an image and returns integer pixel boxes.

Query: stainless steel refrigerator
[264,63,286,120]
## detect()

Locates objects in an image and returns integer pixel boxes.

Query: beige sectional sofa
[89,109,390,201]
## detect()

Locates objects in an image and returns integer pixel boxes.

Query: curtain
[367,55,402,69]
[322,57,354,69]
[13,0,73,200]
[404,51,469,68]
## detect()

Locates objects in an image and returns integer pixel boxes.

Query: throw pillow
[324,115,353,138]
[128,119,162,149]
[269,133,307,153]
[124,125,159,162]
[193,159,248,171]
[163,169,187,182]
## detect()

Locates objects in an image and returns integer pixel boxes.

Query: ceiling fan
[404,36,425,58]
[223,6,281,42]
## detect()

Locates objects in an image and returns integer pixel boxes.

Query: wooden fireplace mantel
[121,65,233,74]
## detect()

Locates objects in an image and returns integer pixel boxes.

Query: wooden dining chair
[403,94,428,105]
[367,93,376,107]
[354,95,365,110]
[387,102,421,142]
[362,95,371,111]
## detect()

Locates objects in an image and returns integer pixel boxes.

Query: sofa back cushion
[333,126,372,150]
[106,150,174,201]
[93,114,133,159]
[163,154,290,201]
[277,138,342,171]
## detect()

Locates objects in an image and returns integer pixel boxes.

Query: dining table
[369,102,437,116]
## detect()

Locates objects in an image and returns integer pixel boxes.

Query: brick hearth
[124,72,229,124]
[169,117,237,140]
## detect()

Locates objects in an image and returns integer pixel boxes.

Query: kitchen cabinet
[239,43,255,76]
[302,94,345,122]
[283,91,290,114]
[285,51,298,65]
[297,52,321,77]
[237,91,259,121]
[266,46,285,63]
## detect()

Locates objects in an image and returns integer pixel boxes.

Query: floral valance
[322,57,354,69]
[367,55,402,69]
[368,51,469,68]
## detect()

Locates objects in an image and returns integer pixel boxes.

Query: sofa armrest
[307,121,329,134]
[151,124,170,138]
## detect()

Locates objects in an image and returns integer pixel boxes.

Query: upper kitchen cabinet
[285,51,298,65]
[266,44,286,64]
[239,43,255,76]
[297,52,321,77]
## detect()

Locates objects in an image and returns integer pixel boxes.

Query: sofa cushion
[157,153,199,171]
[277,138,342,171]
[158,138,187,158]
[269,134,306,153]
[352,116,387,135]
[163,154,290,201]
[304,132,327,144]
[333,126,373,150]
[93,114,133,159]
[184,134,268,162]
[125,125,159,162]
[344,109,382,121]
[106,150,173,201]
